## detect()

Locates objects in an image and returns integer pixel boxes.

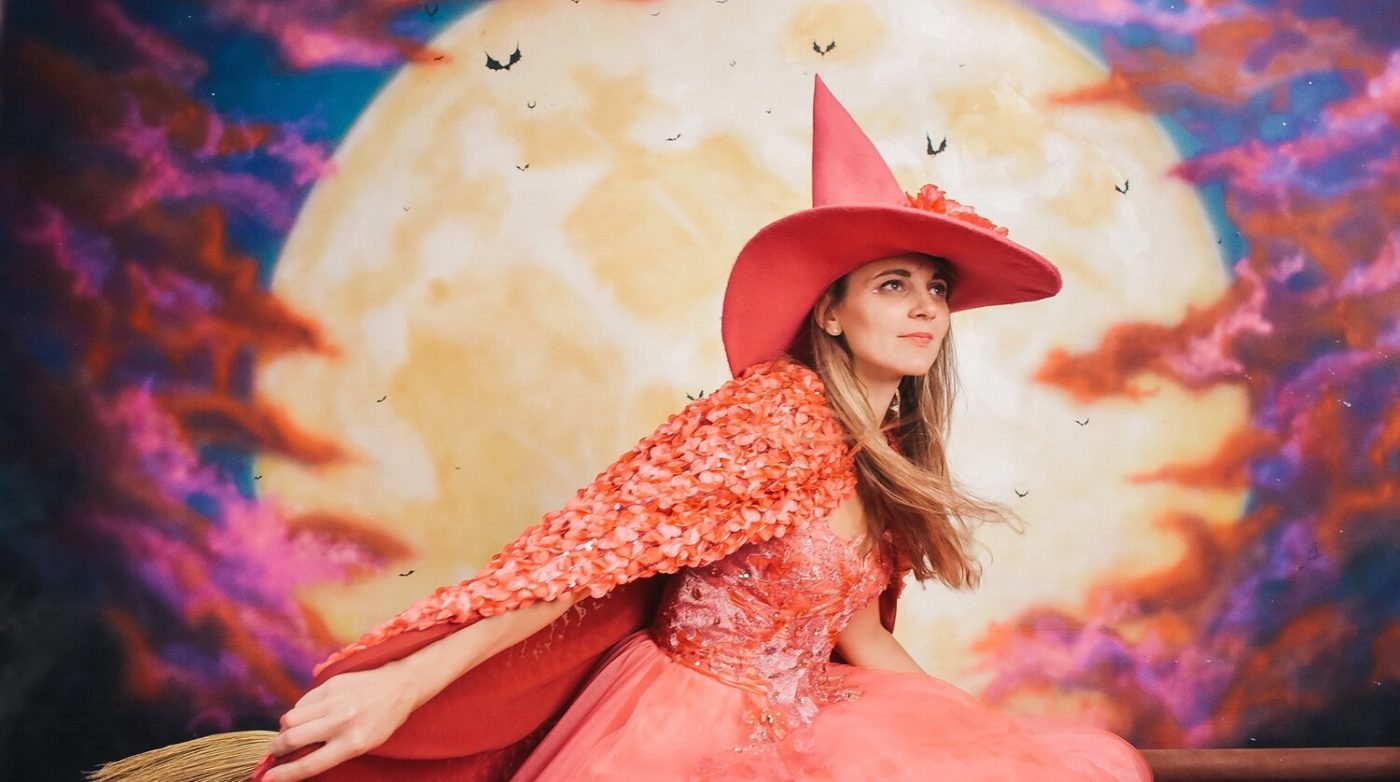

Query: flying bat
[486,44,522,71]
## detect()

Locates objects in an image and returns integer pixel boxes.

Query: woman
[249,75,1151,782]
[98,75,1151,781]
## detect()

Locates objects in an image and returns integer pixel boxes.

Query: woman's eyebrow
[872,268,914,278]
[873,268,948,282]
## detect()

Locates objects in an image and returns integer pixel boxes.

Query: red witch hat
[721,74,1062,376]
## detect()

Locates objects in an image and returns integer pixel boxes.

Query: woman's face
[819,253,952,385]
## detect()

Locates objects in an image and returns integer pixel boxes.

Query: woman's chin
[892,354,940,378]
[850,351,939,384]
[863,360,937,382]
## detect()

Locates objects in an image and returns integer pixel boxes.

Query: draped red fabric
[255,569,904,781]
[252,360,898,781]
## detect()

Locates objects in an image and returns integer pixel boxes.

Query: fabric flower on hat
[905,184,1010,237]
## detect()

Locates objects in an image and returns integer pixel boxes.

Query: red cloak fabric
[256,359,906,781]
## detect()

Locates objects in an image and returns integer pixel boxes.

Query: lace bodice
[650,520,892,747]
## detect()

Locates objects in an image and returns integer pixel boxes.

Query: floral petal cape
[258,358,908,782]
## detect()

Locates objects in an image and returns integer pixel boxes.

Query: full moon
[257,0,1245,704]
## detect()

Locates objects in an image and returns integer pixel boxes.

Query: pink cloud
[1026,0,1248,35]
[1164,260,1273,382]
[93,0,208,88]
[107,103,299,229]
[18,204,119,299]
[208,0,426,70]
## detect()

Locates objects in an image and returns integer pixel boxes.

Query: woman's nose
[912,291,941,317]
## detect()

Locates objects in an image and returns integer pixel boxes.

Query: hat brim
[721,204,1062,376]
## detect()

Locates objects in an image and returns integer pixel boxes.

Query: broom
[86,730,276,782]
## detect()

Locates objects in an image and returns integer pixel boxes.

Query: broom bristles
[87,730,275,782]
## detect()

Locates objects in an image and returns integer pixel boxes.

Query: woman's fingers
[278,700,330,731]
[267,719,330,758]
[262,740,358,782]
[267,721,391,782]
[262,668,418,780]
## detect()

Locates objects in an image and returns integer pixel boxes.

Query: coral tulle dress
[510,520,1152,781]
[273,361,1151,782]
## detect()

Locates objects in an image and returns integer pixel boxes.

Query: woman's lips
[900,332,935,346]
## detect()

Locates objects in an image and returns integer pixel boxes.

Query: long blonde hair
[799,257,1020,588]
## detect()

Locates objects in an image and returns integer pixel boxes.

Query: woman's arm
[264,592,580,782]
[834,597,927,675]
[260,360,854,780]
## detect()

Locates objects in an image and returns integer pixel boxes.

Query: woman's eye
[931,281,949,297]
[880,279,904,291]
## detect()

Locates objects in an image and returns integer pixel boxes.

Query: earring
[827,325,842,336]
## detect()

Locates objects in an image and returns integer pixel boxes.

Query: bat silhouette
[399,570,415,577]
[486,44,522,71]
[813,40,836,56]
[1114,179,1130,194]
[254,475,262,480]
[686,390,706,400]
[926,133,947,156]
[1014,488,1028,497]
[433,55,445,61]
[1074,418,1089,426]
[527,100,537,109]
[666,133,682,141]
[516,163,530,171]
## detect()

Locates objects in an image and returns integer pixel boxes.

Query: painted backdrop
[1,1,1396,779]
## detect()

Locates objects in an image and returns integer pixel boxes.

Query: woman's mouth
[899,332,935,346]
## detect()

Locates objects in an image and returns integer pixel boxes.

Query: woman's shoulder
[712,356,830,410]
[688,358,848,461]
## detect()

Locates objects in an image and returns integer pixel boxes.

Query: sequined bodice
[651,520,891,743]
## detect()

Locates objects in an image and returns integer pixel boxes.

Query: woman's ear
[815,293,842,337]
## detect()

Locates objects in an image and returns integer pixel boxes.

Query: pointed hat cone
[721,74,1062,376]
[811,74,907,208]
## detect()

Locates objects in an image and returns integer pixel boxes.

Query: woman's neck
[851,363,900,422]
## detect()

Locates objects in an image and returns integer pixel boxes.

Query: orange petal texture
[317,358,857,673]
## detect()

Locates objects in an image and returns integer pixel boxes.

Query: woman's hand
[259,595,581,781]
[262,663,422,782]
